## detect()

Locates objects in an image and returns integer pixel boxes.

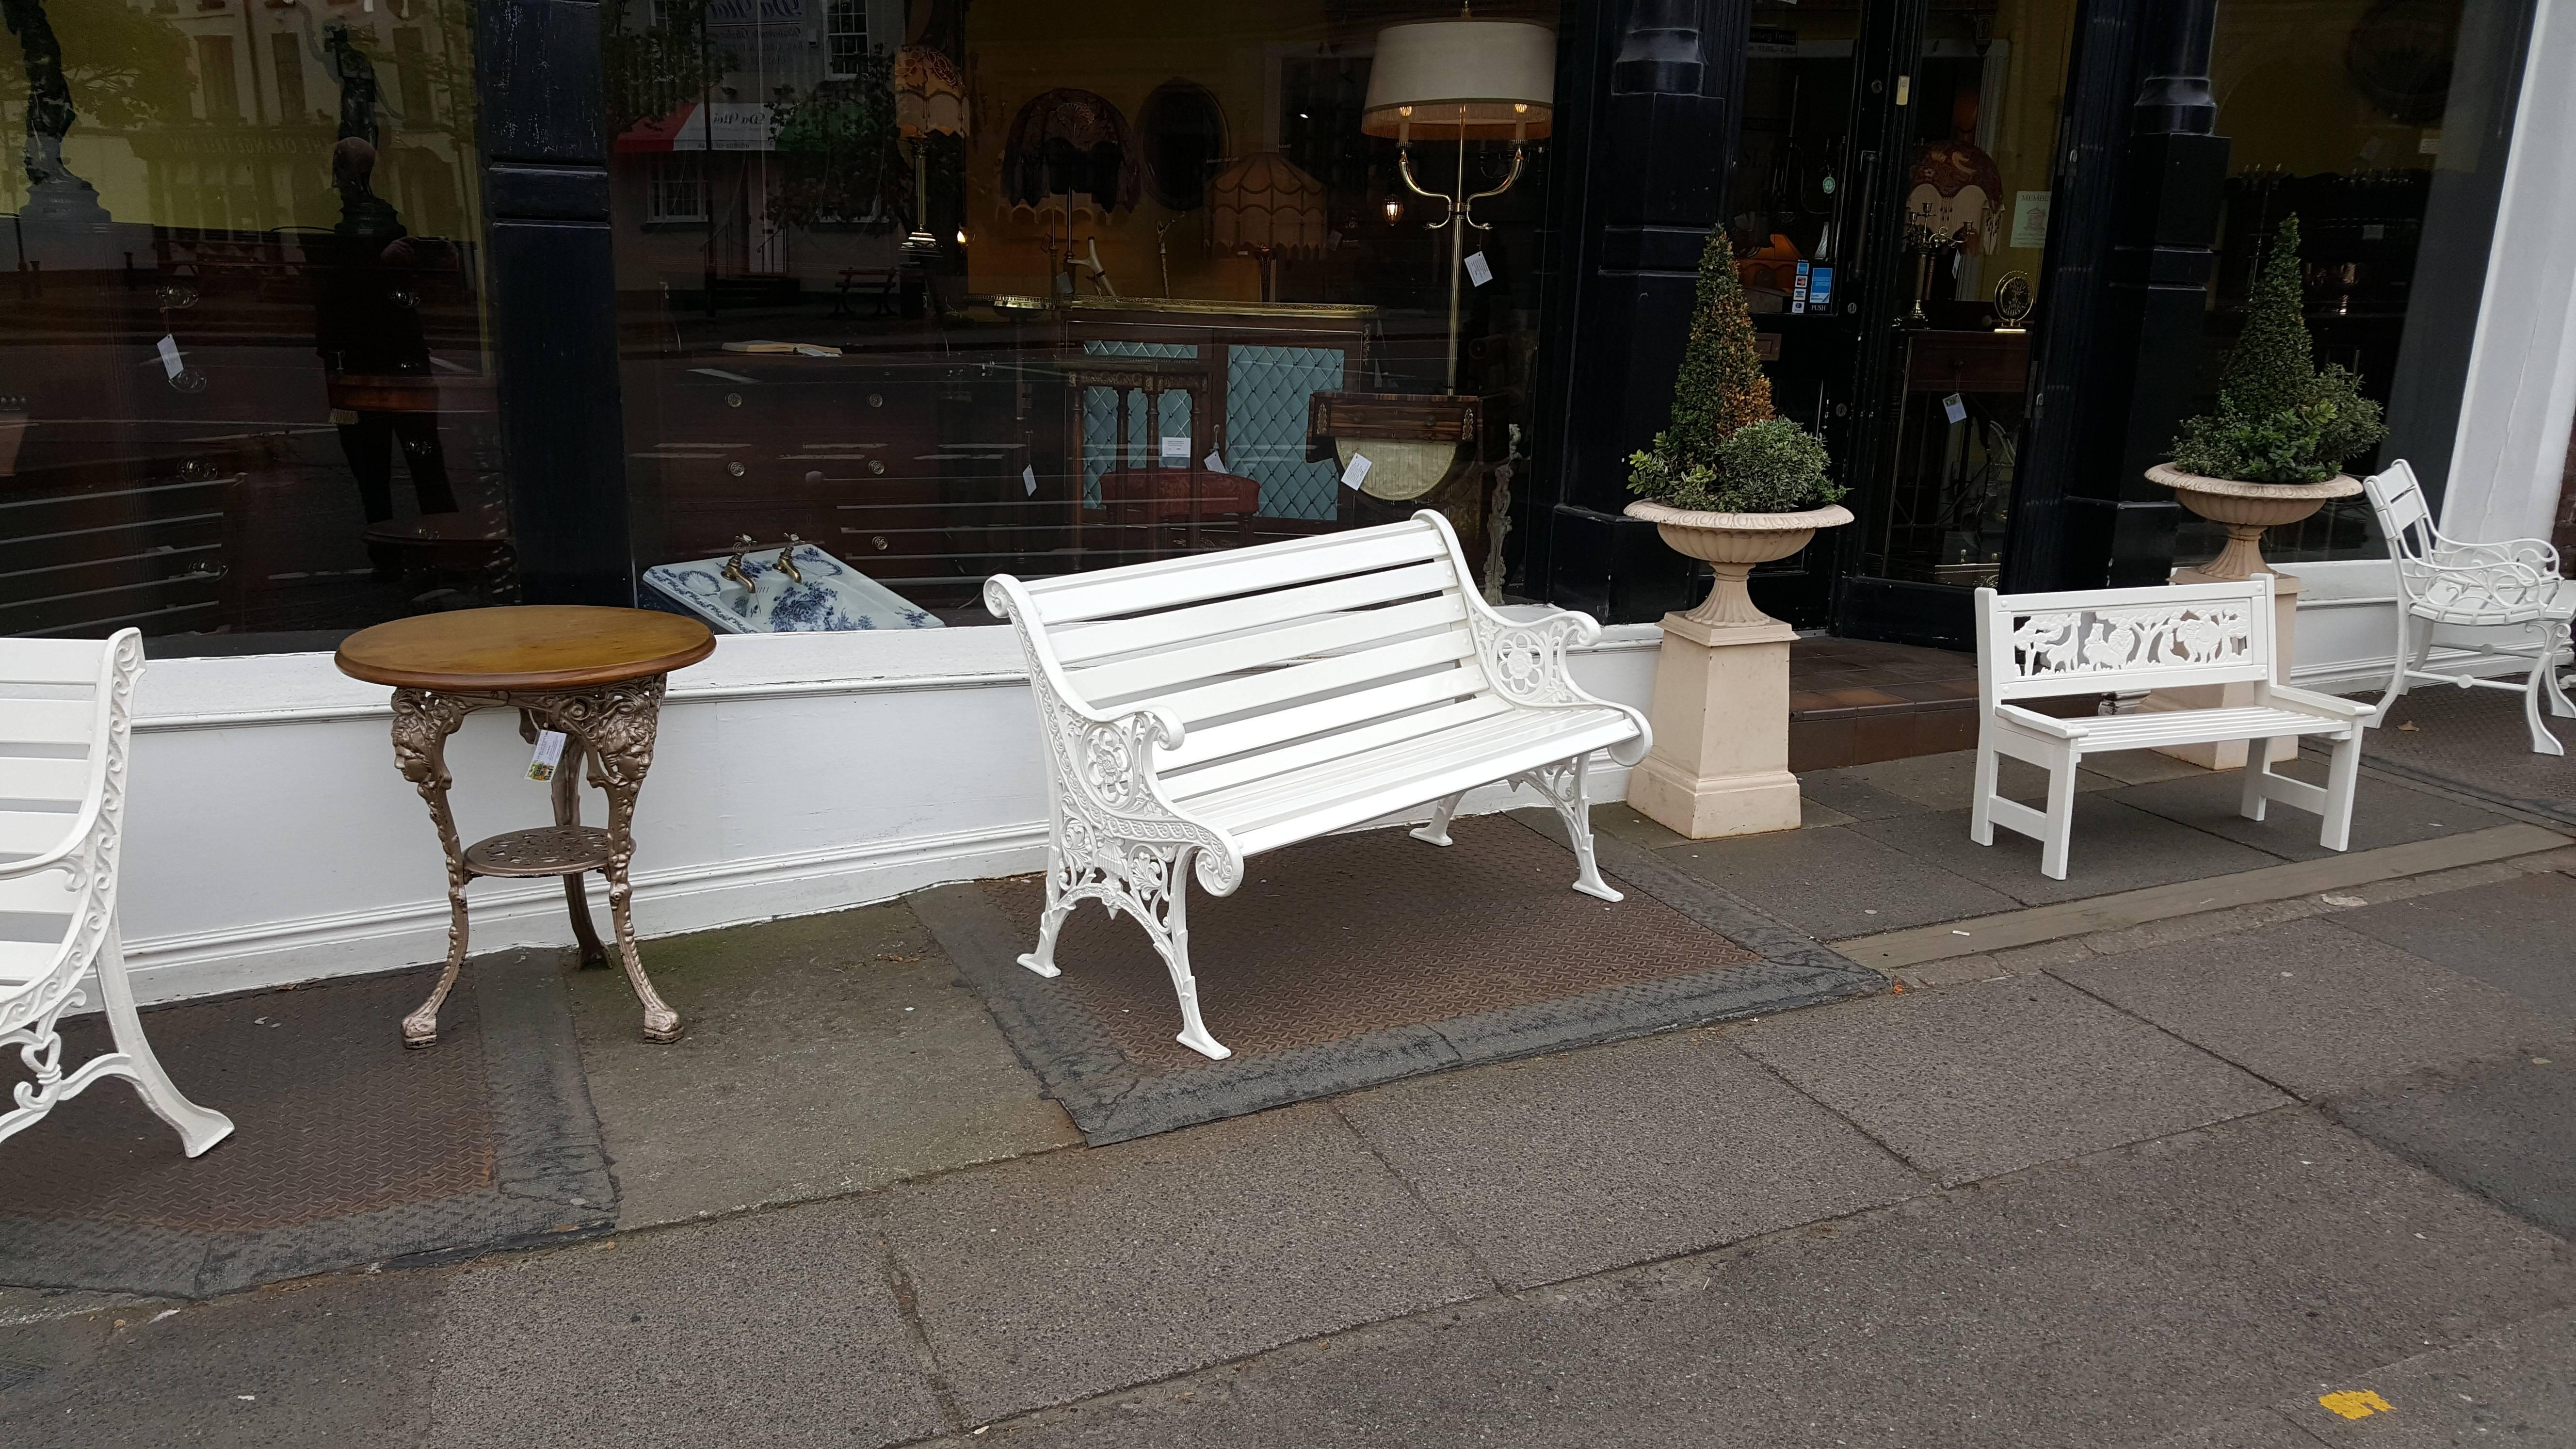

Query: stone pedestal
[2135,562,2302,768]
[1625,613,1804,839]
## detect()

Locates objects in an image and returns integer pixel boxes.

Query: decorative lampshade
[1360,19,1555,141]
[895,46,969,138]
[1210,152,1326,258]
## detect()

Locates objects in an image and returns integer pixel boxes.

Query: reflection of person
[314,136,455,574]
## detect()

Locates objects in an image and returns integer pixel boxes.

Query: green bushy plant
[2169,215,2387,484]
[1626,228,1844,514]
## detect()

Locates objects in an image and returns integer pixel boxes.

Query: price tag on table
[1022,465,1037,496]
[1943,393,1968,425]
[1160,435,1191,463]
[1341,453,1372,491]
[527,730,568,782]
[1464,251,1493,287]
[156,335,185,379]
[1203,451,1227,473]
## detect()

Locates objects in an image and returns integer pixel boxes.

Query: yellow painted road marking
[2320,1390,2395,1420]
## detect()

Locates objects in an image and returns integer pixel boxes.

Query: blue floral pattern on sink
[642,544,944,633]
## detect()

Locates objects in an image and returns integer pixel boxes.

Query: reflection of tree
[768,51,903,232]
[0,0,187,211]
[603,0,735,133]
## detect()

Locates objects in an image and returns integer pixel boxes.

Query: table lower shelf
[463,825,613,879]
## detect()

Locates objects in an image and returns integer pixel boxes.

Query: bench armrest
[1462,607,1654,765]
[1994,703,2090,740]
[985,574,1247,894]
[2257,682,2370,721]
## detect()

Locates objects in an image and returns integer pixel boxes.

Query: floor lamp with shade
[896,46,969,254]
[1210,151,1326,303]
[1361,13,1553,393]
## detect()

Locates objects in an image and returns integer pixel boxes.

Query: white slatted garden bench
[2,630,234,1158]
[1973,576,2366,880]
[985,511,1650,1060]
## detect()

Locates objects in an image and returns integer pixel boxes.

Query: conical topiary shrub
[1627,228,1840,514]
[2171,214,2387,485]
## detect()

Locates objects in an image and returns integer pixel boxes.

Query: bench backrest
[0,631,134,1016]
[1975,576,2276,707]
[989,514,1498,774]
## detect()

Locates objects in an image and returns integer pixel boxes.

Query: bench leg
[2543,619,2576,720]
[1016,852,1070,979]
[2238,738,2276,823]
[1515,755,1621,902]
[1409,791,1468,847]
[1149,858,1230,1061]
[2522,620,2569,756]
[1968,733,1999,846]
[97,925,236,1158]
[2039,756,2078,882]
[2320,729,2361,853]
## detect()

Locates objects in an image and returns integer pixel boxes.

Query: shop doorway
[1733,0,2077,646]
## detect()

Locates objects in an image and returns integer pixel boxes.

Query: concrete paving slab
[1859,796,2287,906]
[0,1273,437,1449]
[2327,871,2576,1014]
[1657,823,2020,939]
[1731,975,2288,1185]
[1335,1030,1926,1288]
[431,1197,943,1449]
[1847,748,2123,810]
[2328,1055,2576,1238]
[2279,1306,2576,1447]
[1588,802,1692,853]
[878,1102,1487,1423]
[966,1112,2576,1449]
[2113,768,2512,862]
[2056,918,2576,1099]
[567,902,1079,1229]
[2078,749,2226,786]
[1798,765,1939,822]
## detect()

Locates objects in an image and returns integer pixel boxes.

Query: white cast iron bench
[985,512,1650,1060]
[2,630,234,1158]
[2362,459,2575,755]
[1972,577,2366,880]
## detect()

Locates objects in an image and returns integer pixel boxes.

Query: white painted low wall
[119,615,1663,1005]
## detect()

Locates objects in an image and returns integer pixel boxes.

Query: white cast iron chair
[2362,460,2575,755]
[0,630,234,1157]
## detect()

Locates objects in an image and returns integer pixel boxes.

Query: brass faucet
[721,535,758,590]
[774,533,805,585]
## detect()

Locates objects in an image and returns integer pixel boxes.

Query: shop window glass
[2189,0,2528,565]
[0,1,499,647]
[604,0,1562,631]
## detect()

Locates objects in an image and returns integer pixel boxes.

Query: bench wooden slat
[1157,664,1490,771]
[0,808,78,859]
[1190,706,1632,834]
[0,756,92,808]
[1147,631,1474,729]
[1020,525,1449,626]
[0,639,109,686]
[0,864,80,914]
[1218,711,1642,858]
[1050,561,1458,666]
[0,939,66,987]
[0,700,99,748]
[1165,696,1511,801]
[1068,593,1468,707]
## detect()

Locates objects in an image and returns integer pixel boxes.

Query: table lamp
[1210,151,1326,303]
[1362,11,1554,391]
[896,46,969,254]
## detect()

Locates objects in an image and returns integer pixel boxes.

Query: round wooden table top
[336,606,716,692]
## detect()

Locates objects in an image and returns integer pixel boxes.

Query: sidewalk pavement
[4,741,2574,1447]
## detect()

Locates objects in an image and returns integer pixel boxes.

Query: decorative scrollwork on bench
[1468,610,1597,706]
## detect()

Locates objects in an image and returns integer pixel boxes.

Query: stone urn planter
[1624,499,1855,629]
[2140,463,2364,769]
[2147,463,2362,582]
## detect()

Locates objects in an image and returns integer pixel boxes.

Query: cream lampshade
[1210,151,1325,302]
[1361,19,1555,141]
[1358,16,1555,392]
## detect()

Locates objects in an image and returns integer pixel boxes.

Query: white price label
[1203,451,1226,474]
[1463,251,1493,287]
[527,730,568,782]
[156,335,185,379]
[1942,393,1968,425]
[1159,435,1190,462]
[1341,453,1372,491]
[1022,465,1037,497]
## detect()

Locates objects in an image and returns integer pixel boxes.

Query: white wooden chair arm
[1995,703,2090,741]
[2259,682,2370,721]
